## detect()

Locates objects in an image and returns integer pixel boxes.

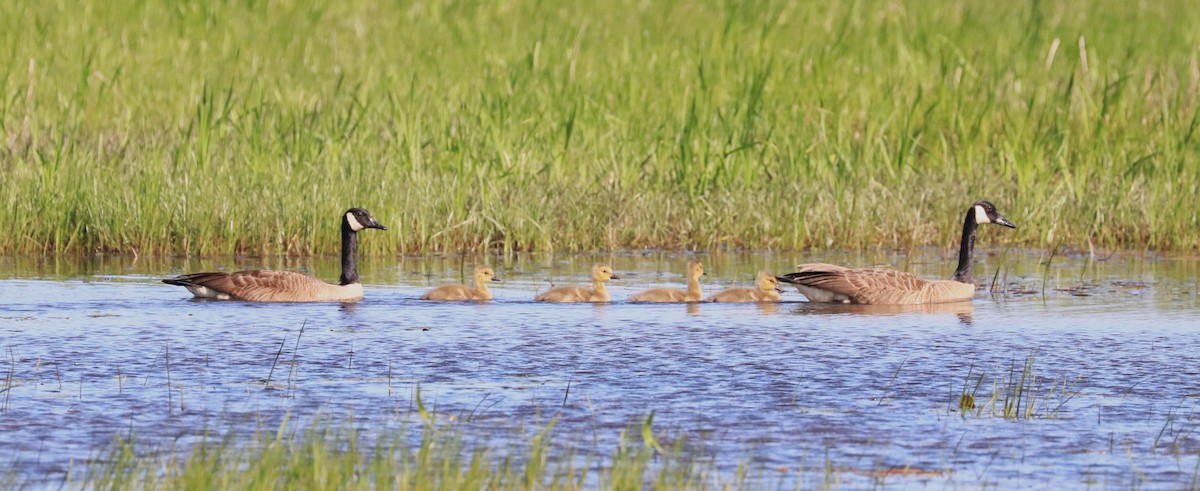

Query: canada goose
[705,271,783,303]
[777,200,1016,305]
[162,208,386,302]
[629,261,705,303]
[534,264,619,303]
[420,267,499,301]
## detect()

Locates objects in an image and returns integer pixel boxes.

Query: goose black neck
[952,209,979,284]
[339,222,360,285]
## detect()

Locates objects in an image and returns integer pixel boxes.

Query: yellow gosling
[420,267,499,301]
[534,264,619,303]
[705,271,783,303]
[629,261,705,303]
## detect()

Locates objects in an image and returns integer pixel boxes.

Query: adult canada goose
[777,200,1016,305]
[420,267,499,301]
[162,208,386,302]
[629,261,705,303]
[705,271,783,303]
[534,264,619,303]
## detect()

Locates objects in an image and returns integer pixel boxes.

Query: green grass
[2,0,1197,255]
[956,351,1079,420]
[70,414,808,491]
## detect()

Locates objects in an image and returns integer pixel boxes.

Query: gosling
[629,261,705,303]
[420,267,499,301]
[534,264,619,303]
[705,271,783,303]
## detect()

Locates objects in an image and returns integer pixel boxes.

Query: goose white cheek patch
[974,205,990,224]
[346,212,366,231]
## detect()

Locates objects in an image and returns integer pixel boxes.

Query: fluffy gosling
[705,271,783,303]
[420,267,499,301]
[629,261,705,303]
[534,264,619,303]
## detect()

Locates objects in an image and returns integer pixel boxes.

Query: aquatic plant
[956,352,1080,420]
[70,413,756,490]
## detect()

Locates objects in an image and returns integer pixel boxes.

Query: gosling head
[343,208,388,232]
[475,267,499,283]
[970,201,1016,229]
[592,264,619,281]
[757,271,782,292]
[687,261,705,277]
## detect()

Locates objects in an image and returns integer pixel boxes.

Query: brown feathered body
[629,261,704,303]
[778,263,975,305]
[162,208,386,302]
[421,268,496,301]
[163,271,366,302]
[534,264,618,303]
[705,271,782,303]
[776,201,1017,305]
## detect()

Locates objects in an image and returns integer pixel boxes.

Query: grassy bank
[1,0,1197,255]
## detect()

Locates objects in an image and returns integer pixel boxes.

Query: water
[1,250,1198,488]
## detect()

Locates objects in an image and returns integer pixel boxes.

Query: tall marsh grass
[1,0,1197,255]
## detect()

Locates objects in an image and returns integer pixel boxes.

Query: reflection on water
[1,250,1198,487]
[789,299,976,316]
[789,301,976,326]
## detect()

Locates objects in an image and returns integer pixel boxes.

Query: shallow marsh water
[1,250,1198,488]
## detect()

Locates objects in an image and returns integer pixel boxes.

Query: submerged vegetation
[1,0,1198,255]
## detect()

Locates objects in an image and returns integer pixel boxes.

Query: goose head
[475,267,499,283]
[592,264,619,282]
[344,208,388,232]
[688,261,706,278]
[757,271,782,292]
[970,201,1016,229]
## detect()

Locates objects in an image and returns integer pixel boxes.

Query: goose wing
[164,270,333,301]
[779,266,933,304]
[779,265,977,304]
